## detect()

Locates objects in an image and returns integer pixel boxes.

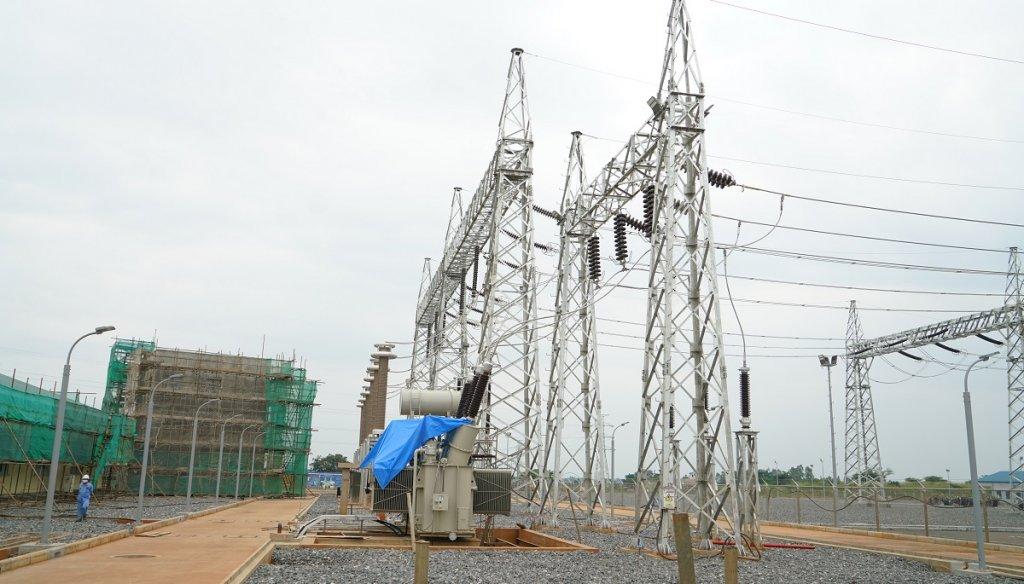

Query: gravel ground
[0,495,224,543]
[247,501,1011,583]
[763,496,1024,545]
[299,492,341,520]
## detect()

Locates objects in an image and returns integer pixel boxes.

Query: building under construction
[0,339,317,500]
[99,340,318,497]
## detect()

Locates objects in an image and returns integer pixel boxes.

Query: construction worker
[76,475,94,522]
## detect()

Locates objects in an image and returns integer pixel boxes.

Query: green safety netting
[1,340,316,499]
[0,375,135,469]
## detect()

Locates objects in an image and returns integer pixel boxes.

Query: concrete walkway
[0,497,311,584]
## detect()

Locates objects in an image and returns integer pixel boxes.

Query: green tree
[310,453,349,472]
[923,475,943,482]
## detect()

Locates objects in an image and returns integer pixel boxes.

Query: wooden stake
[672,513,697,584]
[724,546,739,584]
[413,539,429,584]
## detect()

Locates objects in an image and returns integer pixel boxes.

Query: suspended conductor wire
[724,274,1002,297]
[712,214,1008,254]
[602,221,1009,274]
[524,52,1024,143]
[730,193,785,248]
[734,184,1024,229]
[708,96,1024,145]
[712,155,1024,192]
[722,245,1009,275]
[707,0,1024,65]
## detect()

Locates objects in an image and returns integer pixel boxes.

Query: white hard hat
[82,475,90,481]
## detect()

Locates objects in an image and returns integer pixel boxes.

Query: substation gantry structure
[844,247,1024,503]
[405,47,544,501]
[403,0,756,554]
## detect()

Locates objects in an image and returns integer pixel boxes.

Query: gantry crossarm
[846,304,1022,359]
[415,150,501,326]
[564,114,661,239]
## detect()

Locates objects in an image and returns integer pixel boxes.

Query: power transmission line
[725,274,1002,297]
[710,96,1024,145]
[524,52,1023,144]
[707,0,1024,65]
[734,185,1024,229]
[713,155,1024,191]
[713,214,1008,254]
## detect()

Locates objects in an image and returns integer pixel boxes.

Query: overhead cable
[707,0,1024,66]
[524,51,1023,143]
[713,214,1008,254]
[712,155,1024,191]
[725,274,1002,297]
[735,184,1024,229]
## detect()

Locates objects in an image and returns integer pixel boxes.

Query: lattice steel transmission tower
[633,0,742,553]
[843,300,885,496]
[475,48,543,495]
[539,132,610,526]
[427,187,474,391]
[406,258,434,390]
[1007,247,1024,505]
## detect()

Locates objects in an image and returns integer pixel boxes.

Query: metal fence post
[873,491,881,532]
[922,495,929,537]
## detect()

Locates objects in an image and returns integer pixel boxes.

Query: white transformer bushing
[399,388,462,417]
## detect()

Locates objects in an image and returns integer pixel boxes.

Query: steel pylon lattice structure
[631,0,742,553]
[539,132,610,527]
[406,258,434,390]
[426,187,475,392]
[1007,247,1024,505]
[843,301,886,496]
[472,48,544,494]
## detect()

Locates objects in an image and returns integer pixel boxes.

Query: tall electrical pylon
[476,48,543,497]
[1007,247,1024,506]
[843,300,886,496]
[539,132,610,526]
[406,258,434,390]
[634,0,742,553]
[428,187,474,391]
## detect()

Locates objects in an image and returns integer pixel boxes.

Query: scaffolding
[101,340,317,497]
[0,373,135,498]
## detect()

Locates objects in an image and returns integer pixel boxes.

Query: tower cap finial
[511,47,524,55]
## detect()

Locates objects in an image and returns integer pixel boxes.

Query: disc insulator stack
[613,214,628,265]
[587,236,602,281]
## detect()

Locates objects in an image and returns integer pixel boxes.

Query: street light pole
[608,422,629,507]
[137,373,184,525]
[186,398,220,510]
[40,325,115,545]
[215,414,243,503]
[819,354,840,527]
[249,431,266,498]
[964,351,997,572]
[236,425,258,499]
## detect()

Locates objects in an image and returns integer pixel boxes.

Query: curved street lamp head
[94,325,116,334]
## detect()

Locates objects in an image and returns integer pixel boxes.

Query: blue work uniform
[76,481,94,520]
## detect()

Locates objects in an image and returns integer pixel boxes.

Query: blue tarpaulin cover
[359,415,472,488]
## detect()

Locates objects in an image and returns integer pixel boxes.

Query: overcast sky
[2,1,1022,482]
